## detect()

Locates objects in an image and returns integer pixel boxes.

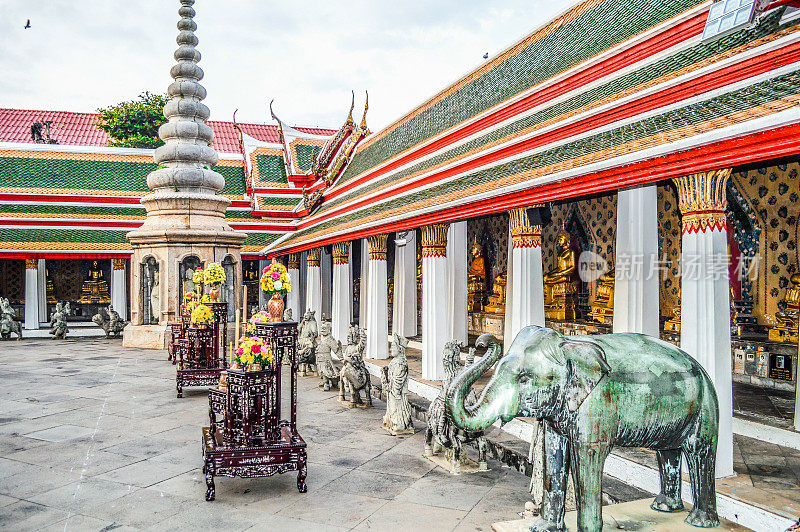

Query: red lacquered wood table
[202,320,306,501]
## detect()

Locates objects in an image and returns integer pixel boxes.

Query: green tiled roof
[0,205,146,217]
[243,232,281,248]
[256,154,288,184]
[0,228,130,244]
[319,11,793,215]
[0,155,247,196]
[294,144,322,173]
[338,0,703,185]
[294,70,800,242]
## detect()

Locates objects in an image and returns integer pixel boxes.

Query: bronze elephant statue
[446,327,720,531]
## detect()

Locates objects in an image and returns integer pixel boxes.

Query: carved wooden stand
[175,302,228,398]
[202,321,307,501]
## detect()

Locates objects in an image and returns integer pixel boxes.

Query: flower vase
[209,286,220,302]
[267,293,284,322]
[247,363,262,372]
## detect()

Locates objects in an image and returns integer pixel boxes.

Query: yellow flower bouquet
[183,291,197,303]
[190,303,216,327]
[260,262,291,297]
[192,268,205,286]
[246,311,270,335]
[203,262,226,287]
[234,337,273,369]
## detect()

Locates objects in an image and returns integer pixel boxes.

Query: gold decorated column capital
[366,235,388,261]
[287,253,300,270]
[673,168,731,234]
[307,248,321,267]
[509,207,542,249]
[421,223,449,258]
[332,242,351,264]
[25,258,38,270]
[112,258,126,270]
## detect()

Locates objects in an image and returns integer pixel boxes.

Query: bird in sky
[483,52,489,59]
[24,20,31,29]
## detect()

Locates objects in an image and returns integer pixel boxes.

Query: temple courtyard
[0,337,796,531]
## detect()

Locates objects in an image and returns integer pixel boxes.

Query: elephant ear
[559,338,611,412]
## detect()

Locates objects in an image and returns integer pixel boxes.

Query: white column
[676,169,734,478]
[305,248,322,315]
[24,259,39,330]
[331,242,352,344]
[447,221,468,345]
[365,235,389,359]
[286,254,300,320]
[393,231,417,338]
[111,258,128,321]
[613,186,660,336]
[422,224,449,380]
[509,208,545,342]
[37,259,47,322]
[359,238,370,328]
[321,247,332,319]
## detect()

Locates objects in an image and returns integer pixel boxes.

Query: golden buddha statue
[544,229,578,320]
[78,260,111,304]
[769,273,800,343]
[664,292,681,333]
[589,268,615,324]
[46,268,56,304]
[484,273,507,314]
[467,237,486,312]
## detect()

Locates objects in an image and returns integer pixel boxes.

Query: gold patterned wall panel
[729,162,799,325]
[657,183,683,318]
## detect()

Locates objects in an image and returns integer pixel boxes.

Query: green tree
[97,91,169,149]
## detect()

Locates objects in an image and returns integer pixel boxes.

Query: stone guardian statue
[381,334,414,435]
[339,327,371,407]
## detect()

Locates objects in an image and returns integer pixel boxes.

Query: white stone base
[492,499,747,532]
[122,324,168,349]
[424,450,487,475]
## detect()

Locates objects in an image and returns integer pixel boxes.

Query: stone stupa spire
[136,0,234,232]
[124,0,244,347]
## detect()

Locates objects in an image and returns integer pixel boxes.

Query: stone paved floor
[0,338,538,531]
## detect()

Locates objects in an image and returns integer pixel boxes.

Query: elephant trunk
[445,334,503,433]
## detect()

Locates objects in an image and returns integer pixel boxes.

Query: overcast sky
[0,1,568,132]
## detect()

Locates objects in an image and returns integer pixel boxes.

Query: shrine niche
[78,260,111,304]
[222,255,236,322]
[242,260,260,308]
[140,257,160,326]
[179,256,203,303]
[467,214,508,339]
[542,207,592,321]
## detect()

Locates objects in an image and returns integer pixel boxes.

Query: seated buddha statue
[78,260,111,304]
[664,289,681,333]
[769,273,800,343]
[544,229,578,320]
[484,273,507,314]
[467,238,486,312]
[46,268,56,304]
[589,268,615,324]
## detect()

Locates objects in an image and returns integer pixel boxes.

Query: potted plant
[234,336,273,372]
[181,291,197,315]
[190,303,216,329]
[260,262,291,321]
[192,268,205,298]
[203,262,226,302]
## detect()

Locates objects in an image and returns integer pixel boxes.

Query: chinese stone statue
[282,308,293,322]
[769,273,800,343]
[0,298,21,340]
[339,327,371,407]
[589,268,615,324]
[49,302,69,339]
[483,273,507,314]
[446,328,721,530]
[381,334,414,436]
[425,340,488,473]
[543,229,578,320]
[92,305,128,339]
[467,237,486,312]
[78,260,111,304]
[297,309,318,375]
[316,316,342,390]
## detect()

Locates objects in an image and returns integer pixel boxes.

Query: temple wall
[657,183,683,319]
